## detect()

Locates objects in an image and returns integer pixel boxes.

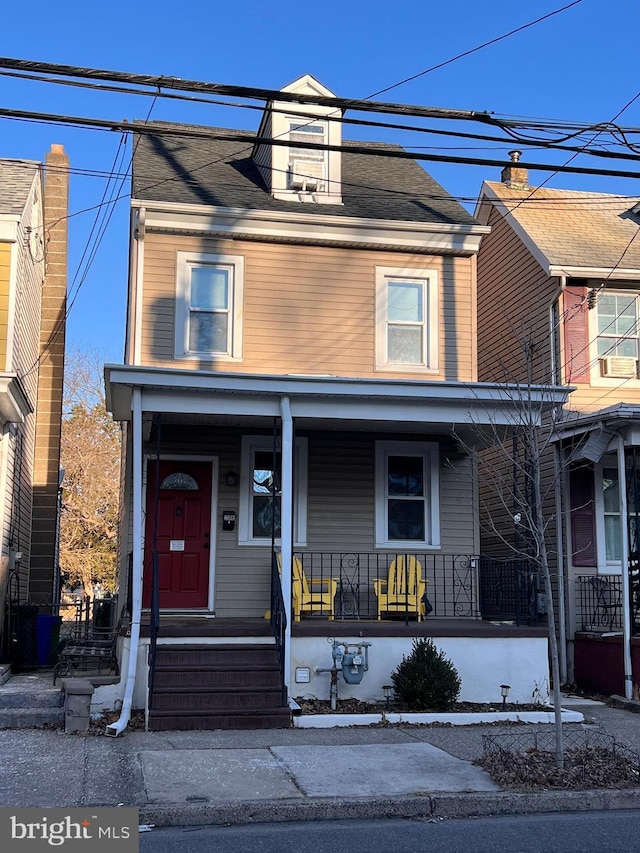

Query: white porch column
[279,396,293,690]
[106,387,143,736]
[618,434,633,701]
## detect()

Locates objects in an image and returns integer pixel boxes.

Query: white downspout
[279,396,293,691]
[617,433,633,700]
[106,387,143,736]
[553,445,568,684]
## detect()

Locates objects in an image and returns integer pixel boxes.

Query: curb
[293,709,585,727]
[138,788,640,828]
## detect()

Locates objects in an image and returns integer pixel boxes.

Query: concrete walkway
[0,695,640,826]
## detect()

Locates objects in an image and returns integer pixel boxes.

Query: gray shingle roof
[484,181,640,272]
[132,125,476,226]
[0,159,39,216]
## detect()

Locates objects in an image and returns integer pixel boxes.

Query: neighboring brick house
[476,154,640,694]
[0,147,68,651]
[102,78,564,732]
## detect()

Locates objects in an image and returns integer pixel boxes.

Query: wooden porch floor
[140,615,546,639]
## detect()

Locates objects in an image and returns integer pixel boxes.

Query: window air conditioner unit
[600,356,638,378]
[290,159,324,192]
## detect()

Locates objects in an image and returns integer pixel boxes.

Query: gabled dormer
[253,74,343,205]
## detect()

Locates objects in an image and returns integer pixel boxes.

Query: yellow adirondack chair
[373,555,427,621]
[277,553,338,621]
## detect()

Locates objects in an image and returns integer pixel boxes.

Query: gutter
[106,388,143,736]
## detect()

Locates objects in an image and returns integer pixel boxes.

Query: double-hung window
[375,441,440,548]
[375,267,438,371]
[593,291,640,379]
[175,252,244,360]
[239,436,308,546]
[288,121,326,191]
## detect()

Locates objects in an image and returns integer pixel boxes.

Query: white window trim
[375,440,440,549]
[587,288,640,386]
[594,455,622,575]
[175,251,244,361]
[375,266,438,373]
[238,435,308,547]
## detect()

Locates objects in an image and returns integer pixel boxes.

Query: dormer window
[253,74,343,205]
[288,122,326,192]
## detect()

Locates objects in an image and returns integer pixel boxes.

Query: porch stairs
[148,644,291,731]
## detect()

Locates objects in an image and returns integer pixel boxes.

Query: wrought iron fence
[3,588,118,672]
[294,552,479,621]
[576,575,623,632]
[478,557,539,625]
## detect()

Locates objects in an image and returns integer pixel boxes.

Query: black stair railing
[147,415,162,711]
[270,549,287,706]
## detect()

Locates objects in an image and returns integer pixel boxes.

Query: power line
[3,106,640,181]
[367,0,585,99]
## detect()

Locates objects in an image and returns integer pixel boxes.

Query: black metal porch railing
[4,591,118,672]
[478,557,540,625]
[270,550,287,705]
[576,575,623,632]
[294,552,480,621]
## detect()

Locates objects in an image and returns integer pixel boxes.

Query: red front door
[143,460,213,609]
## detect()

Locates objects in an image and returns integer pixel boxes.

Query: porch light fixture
[500,684,511,708]
[383,684,393,712]
[225,470,239,487]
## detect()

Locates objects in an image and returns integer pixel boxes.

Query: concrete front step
[0,689,63,710]
[0,672,64,727]
[0,707,64,729]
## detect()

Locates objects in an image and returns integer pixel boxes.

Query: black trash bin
[13,604,38,672]
[93,598,114,630]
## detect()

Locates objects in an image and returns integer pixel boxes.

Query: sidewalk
[0,698,639,826]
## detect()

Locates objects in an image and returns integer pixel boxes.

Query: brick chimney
[501,150,529,189]
[30,144,69,601]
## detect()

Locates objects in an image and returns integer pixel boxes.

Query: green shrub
[391,638,461,711]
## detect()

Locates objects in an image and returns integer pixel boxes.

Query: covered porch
[104,365,564,728]
[556,404,640,698]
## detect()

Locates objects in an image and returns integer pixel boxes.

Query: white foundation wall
[91,640,148,714]
[290,636,550,705]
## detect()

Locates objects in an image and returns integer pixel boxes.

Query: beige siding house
[476,155,640,696]
[0,148,68,664]
[104,78,562,732]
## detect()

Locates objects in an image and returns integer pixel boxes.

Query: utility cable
[367,0,585,99]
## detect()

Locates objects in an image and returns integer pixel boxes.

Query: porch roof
[554,403,640,440]
[105,364,568,444]
[553,404,640,457]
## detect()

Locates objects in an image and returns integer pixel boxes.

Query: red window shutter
[563,287,590,384]
[569,464,596,567]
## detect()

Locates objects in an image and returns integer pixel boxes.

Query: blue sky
[1,0,639,362]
